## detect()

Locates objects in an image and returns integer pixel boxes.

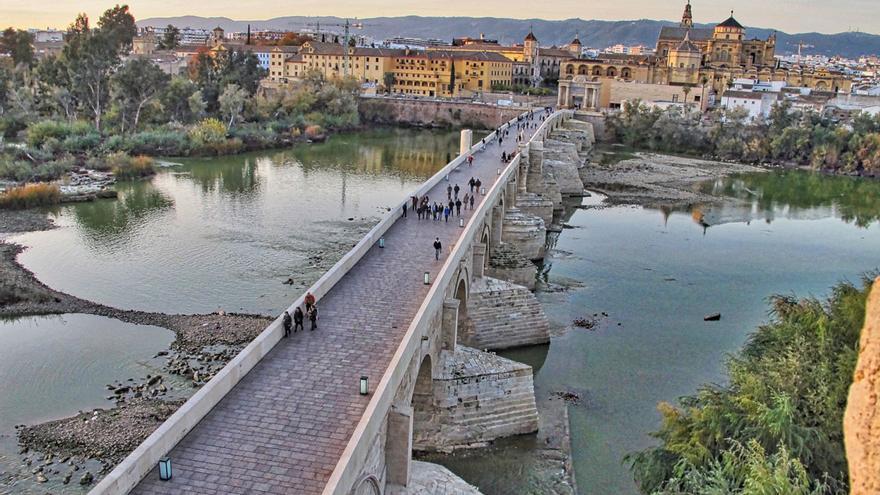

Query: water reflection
[12,127,470,315]
[695,170,880,228]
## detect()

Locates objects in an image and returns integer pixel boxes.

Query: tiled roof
[658,26,713,42]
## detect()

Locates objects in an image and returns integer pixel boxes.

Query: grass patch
[0,183,61,209]
[108,153,156,179]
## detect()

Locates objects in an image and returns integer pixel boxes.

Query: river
[3,130,880,494]
[428,170,880,494]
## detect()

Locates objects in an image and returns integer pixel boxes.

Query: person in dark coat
[283,311,292,338]
[308,305,318,330]
[453,184,460,199]
[455,199,462,216]
[293,307,304,332]
[433,237,442,260]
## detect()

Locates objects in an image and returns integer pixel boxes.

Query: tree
[161,76,198,123]
[0,28,35,67]
[218,83,247,130]
[187,90,207,119]
[382,72,395,92]
[97,4,137,54]
[158,25,180,50]
[64,29,118,131]
[111,57,169,132]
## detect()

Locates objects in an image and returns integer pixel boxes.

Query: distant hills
[137,15,880,59]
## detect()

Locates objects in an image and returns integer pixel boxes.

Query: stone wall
[487,242,537,291]
[844,277,880,495]
[501,208,547,261]
[413,346,539,452]
[460,277,550,350]
[359,98,524,129]
[390,461,482,495]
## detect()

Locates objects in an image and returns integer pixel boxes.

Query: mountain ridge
[137,15,880,58]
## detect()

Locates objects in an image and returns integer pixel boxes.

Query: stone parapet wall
[460,277,550,350]
[358,97,524,129]
[413,346,539,452]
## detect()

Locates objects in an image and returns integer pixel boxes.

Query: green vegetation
[0,183,61,209]
[607,100,880,176]
[0,5,361,185]
[627,277,875,494]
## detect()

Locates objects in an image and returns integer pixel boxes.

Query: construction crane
[290,19,367,77]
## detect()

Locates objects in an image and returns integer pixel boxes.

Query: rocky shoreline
[582,148,765,210]
[0,213,273,490]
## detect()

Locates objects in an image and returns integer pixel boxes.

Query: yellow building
[294,41,399,85]
[390,50,513,97]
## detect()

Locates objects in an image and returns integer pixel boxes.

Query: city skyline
[1,0,877,35]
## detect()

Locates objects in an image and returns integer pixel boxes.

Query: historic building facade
[557,1,852,109]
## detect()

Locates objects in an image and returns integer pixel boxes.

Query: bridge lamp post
[360,375,369,395]
[379,236,385,248]
[424,271,431,285]
[158,457,172,481]
[459,218,464,228]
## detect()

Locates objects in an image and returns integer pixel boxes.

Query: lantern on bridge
[360,376,369,395]
[379,236,385,248]
[424,271,431,285]
[158,457,172,481]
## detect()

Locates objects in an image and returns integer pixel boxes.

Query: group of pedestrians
[282,291,318,337]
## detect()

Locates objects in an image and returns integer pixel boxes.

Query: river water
[430,170,880,494]
[4,129,880,495]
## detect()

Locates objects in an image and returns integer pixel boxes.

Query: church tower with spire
[680,0,694,28]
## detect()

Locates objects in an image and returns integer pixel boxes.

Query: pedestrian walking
[433,237,442,260]
[469,177,476,193]
[475,178,482,193]
[308,305,318,331]
[304,291,316,313]
[283,310,292,338]
[402,201,407,218]
[293,307,304,332]
[412,196,418,212]
[447,184,453,200]
[468,155,474,167]
[444,206,450,222]
[455,199,462,216]
[453,184,460,200]
[463,192,469,210]
[469,194,475,209]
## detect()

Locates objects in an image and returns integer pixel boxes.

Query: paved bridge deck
[133,114,542,495]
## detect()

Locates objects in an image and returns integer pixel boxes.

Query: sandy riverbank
[582,147,765,210]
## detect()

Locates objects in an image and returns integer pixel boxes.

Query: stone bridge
[91,108,596,495]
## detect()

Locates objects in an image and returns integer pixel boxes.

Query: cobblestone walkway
[133,112,544,494]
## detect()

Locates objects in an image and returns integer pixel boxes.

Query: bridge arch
[353,475,381,495]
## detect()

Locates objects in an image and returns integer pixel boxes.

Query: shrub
[125,130,189,156]
[60,133,102,154]
[188,118,227,148]
[107,152,156,179]
[27,120,93,149]
[0,157,33,181]
[0,183,61,209]
[32,155,77,182]
[304,125,324,140]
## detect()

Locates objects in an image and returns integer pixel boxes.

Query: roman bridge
[91,108,595,495]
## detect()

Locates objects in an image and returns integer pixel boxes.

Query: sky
[1,0,876,34]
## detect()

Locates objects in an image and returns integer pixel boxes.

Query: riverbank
[0,231,272,488]
[583,146,766,210]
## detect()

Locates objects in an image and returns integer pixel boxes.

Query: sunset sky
[1,0,876,34]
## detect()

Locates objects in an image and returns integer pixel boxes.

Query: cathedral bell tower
[680,0,694,29]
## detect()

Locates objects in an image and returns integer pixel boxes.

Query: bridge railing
[322,109,572,494]
[89,110,535,495]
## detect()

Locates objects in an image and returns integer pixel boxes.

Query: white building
[720,90,780,119]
